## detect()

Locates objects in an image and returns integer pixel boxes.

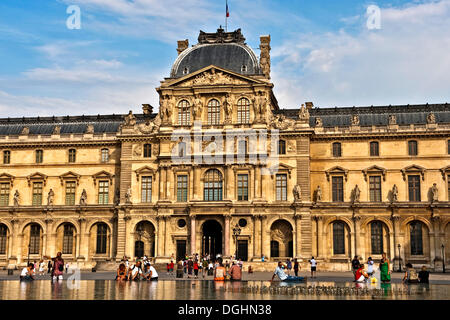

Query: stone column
[224,215,230,256]
[116,211,127,261]
[432,215,442,271]
[226,166,234,200]
[391,212,401,267]
[254,166,260,199]
[352,213,361,258]
[253,215,261,260]
[190,215,196,255]
[261,215,267,258]
[313,215,323,258]
[295,214,302,258]
[163,167,168,200]
[192,166,200,200]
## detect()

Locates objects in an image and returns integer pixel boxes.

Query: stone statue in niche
[391,184,398,203]
[47,189,54,206]
[224,93,233,120]
[53,125,61,135]
[315,186,322,202]
[80,189,87,205]
[86,124,94,134]
[193,94,203,119]
[125,187,132,204]
[293,184,301,202]
[13,190,20,206]
[21,127,29,135]
[431,183,438,202]
[352,185,360,203]
[389,114,397,125]
[124,110,136,126]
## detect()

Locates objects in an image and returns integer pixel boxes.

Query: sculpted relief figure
[86,124,94,134]
[315,117,323,127]
[224,93,233,120]
[133,144,143,157]
[315,186,322,202]
[391,184,398,203]
[21,126,29,135]
[13,190,20,206]
[80,189,87,205]
[124,110,137,126]
[125,187,132,204]
[293,184,301,202]
[53,125,61,135]
[193,94,203,119]
[352,185,360,203]
[389,114,397,125]
[298,104,310,122]
[47,189,54,206]
[427,112,436,124]
[351,114,360,126]
[272,114,295,130]
[431,183,438,202]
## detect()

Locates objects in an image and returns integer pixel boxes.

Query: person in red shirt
[355,264,369,283]
[168,260,174,275]
[193,260,199,279]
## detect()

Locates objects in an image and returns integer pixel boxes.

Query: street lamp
[232,224,241,260]
[397,244,402,272]
[442,244,446,273]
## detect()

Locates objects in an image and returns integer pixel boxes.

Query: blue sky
[1,0,450,117]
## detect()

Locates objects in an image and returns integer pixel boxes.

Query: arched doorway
[270,220,293,259]
[202,220,222,258]
[134,221,155,258]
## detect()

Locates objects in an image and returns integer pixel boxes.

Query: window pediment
[0,173,14,186]
[92,170,114,185]
[135,166,156,181]
[325,166,349,181]
[401,165,426,181]
[59,171,81,185]
[362,165,387,181]
[440,166,450,180]
[269,163,294,178]
[27,172,48,186]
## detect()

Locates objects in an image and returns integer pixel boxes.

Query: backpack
[58,261,64,272]
[409,268,418,281]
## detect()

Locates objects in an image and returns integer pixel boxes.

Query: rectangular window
[448,140,450,155]
[3,151,10,164]
[35,150,43,163]
[98,181,109,204]
[101,148,109,162]
[0,183,10,206]
[237,174,249,201]
[276,174,287,201]
[177,175,188,202]
[408,175,421,202]
[370,142,379,156]
[369,176,382,202]
[68,149,76,163]
[332,176,344,202]
[141,176,152,203]
[332,143,341,157]
[32,182,43,205]
[408,141,418,156]
[65,181,76,205]
[238,140,247,155]
[143,144,152,158]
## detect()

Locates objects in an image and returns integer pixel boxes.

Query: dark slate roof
[277,103,450,127]
[171,43,260,78]
[0,113,156,136]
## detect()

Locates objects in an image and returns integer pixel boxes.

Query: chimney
[305,102,314,109]
[177,39,189,55]
[259,35,271,79]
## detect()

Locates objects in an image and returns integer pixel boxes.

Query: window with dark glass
[98,180,109,204]
[276,174,287,201]
[237,98,250,124]
[178,100,190,125]
[207,99,220,125]
[177,175,188,202]
[35,150,43,163]
[204,169,223,201]
[408,175,421,201]
[278,140,286,155]
[141,176,152,203]
[370,141,379,156]
[408,140,418,156]
[143,144,152,158]
[410,221,423,255]
[62,224,74,254]
[101,148,109,162]
[96,223,108,254]
[29,224,40,254]
[32,182,43,205]
[371,221,383,254]
[237,174,248,201]
[65,181,76,205]
[447,140,450,155]
[332,142,341,157]
[0,224,7,255]
[333,222,345,255]
[369,176,382,202]
[68,149,76,163]
[3,150,10,164]
[0,183,10,206]
[270,240,279,258]
[332,176,344,202]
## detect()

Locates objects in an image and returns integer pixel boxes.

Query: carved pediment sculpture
[272,114,295,130]
[138,116,160,134]
[180,69,248,87]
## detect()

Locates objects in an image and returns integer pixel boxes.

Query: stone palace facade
[0,28,449,271]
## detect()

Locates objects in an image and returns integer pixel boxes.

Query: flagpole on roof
[225,0,229,32]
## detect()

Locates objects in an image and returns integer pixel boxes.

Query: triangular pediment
[325,166,349,181]
[362,165,387,181]
[163,65,266,88]
[0,173,15,186]
[92,170,114,185]
[26,172,48,186]
[135,166,156,181]
[401,164,426,180]
[59,171,81,185]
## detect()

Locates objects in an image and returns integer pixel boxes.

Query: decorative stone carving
[431,183,438,203]
[125,187,132,204]
[272,114,295,130]
[259,35,271,79]
[224,93,233,121]
[351,185,360,203]
[124,110,136,126]
[133,144,142,157]
[80,189,87,205]
[389,114,397,125]
[85,124,94,134]
[53,125,61,135]
[287,140,296,152]
[391,184,398,203]
[315,186,322,202]
[253,91,269,120]
[21,127,29,135]
[351,114,360,126]
[315,117,323,127]
[181,69,247,87]
[298,104,310,122]
[47,189,54,206]
[13,190,20,206]
[293,184,301,202]
[160,95,173,122]
[193,94,203,119]
[427,112,436,124]
[152,144,160,156]
[138,116,160,134]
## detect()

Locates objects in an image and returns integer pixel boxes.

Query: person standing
[380,252,391,283]
[367,257,374,277]
[309,257,317,278]
[193,260,199,279]
[38,259,46,276]
[418,266,429,284]
[293,258,299,277]
[202,259,208,278]
[51,252,65,281]
[47,260,52,274]
[351,256,360,279]
[187,258,194,278]
[286,259,292,275]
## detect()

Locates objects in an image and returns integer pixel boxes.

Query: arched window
[278,140,286,155]
[101,148,109,162]
[96,223,108,254]
[68,149,76,163]
[207,99,220,125]
[371,221,383,254]
[333,222,345,255]
[270,240,279,258]
[143,144,152,158]
[410,221,423,255]
[332,142,341,157]
[237,98,250,124]
[29,224,41,254]
[63,224,74,254]
[0,224,7,255]
[370,141,379,156]
[178,100,190,125]
[204,169,223,201]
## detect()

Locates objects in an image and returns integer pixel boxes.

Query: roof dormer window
[183,67,189,75]
[241,65,247,72]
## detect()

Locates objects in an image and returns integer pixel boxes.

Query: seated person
[418,266,429,284]
[271,261,305,282]
[355,264,369,282]
[115,263,127,281]
[145,263,159,281]
[403,263,419,283]
[229,261,242,281]
[214,259,226,281]
[20,263,35,281]
[128,261,144,281]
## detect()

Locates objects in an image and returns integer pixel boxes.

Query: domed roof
[170,28,261,78]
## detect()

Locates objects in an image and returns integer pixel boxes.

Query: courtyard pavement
[1,269,450,284]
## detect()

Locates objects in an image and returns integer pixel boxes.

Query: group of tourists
[116,256,158,281]
[175,254,244,281]
[19,252,67,281]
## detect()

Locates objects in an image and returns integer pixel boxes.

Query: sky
[0,0,450,117]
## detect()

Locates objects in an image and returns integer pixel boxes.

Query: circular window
[238,218,247,228]
[177,219,186,228]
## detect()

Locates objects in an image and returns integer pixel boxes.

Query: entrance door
[176,240,186,261]
[237,240,248,261]
[202,220,222,258]
[270,240,279,258]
